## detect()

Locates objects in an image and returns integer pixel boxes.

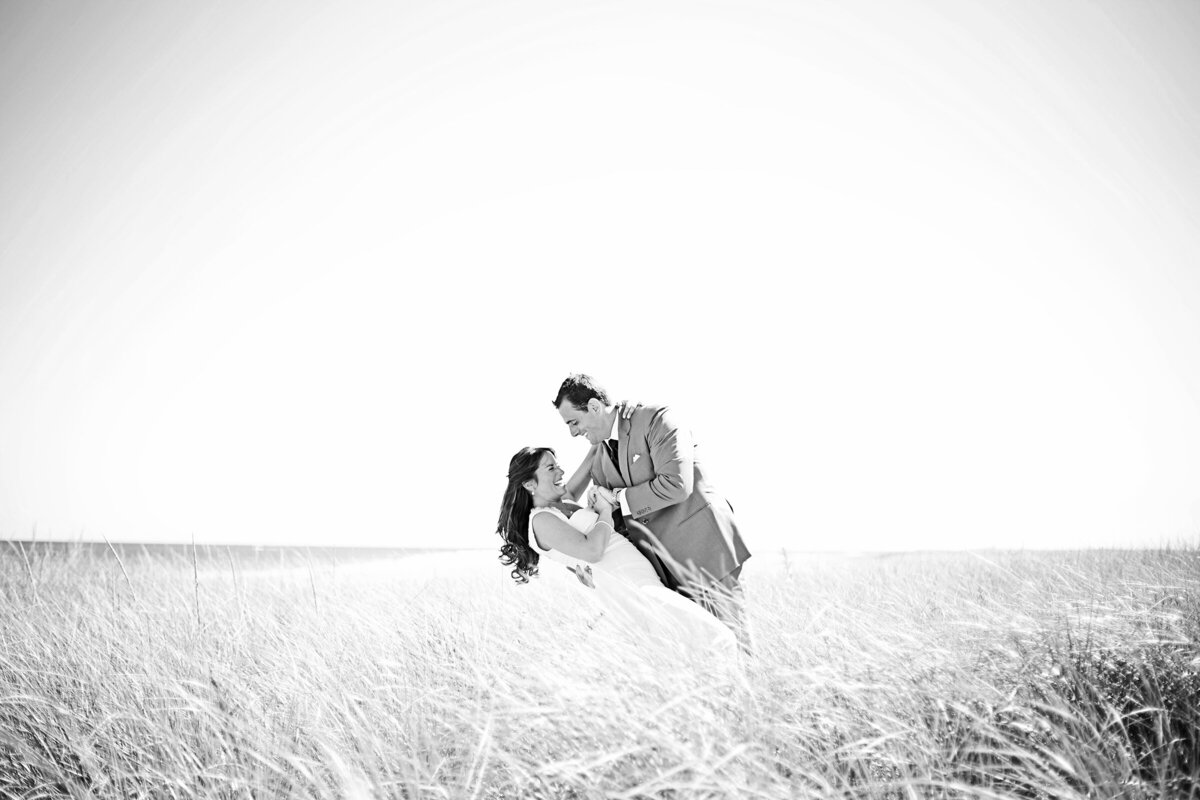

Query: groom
[553,373,752,647]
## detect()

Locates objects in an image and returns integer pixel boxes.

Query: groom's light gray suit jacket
[589,403,750,583]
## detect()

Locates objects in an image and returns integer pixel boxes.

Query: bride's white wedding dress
[529,505,736,660]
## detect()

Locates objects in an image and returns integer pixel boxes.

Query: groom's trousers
[684,564,752,655]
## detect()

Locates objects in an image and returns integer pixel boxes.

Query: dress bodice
[528,505,660,589]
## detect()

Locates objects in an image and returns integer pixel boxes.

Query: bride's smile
[525,453,567,506]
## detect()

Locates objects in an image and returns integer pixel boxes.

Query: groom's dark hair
[553,373,611,410]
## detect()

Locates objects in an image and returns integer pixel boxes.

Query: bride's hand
[570,564,595,589]
[588,486,616,517]
[618,401,641,420]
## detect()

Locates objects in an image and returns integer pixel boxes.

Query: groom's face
[557,398,607,445]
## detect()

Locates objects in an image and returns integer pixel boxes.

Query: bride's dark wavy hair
[496,446,554,584]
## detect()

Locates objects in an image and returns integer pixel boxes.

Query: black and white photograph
[3,0,1199,797]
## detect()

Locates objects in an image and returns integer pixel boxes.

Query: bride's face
[528,452,566,504]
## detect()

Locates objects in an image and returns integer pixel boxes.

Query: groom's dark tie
[603,438,628,534]
[604,438,620,470]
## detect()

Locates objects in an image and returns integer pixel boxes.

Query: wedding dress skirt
[529,506,736,661]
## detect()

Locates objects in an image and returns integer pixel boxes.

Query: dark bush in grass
[1056,644,1200,795]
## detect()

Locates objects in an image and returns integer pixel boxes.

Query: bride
[497,446,736,659]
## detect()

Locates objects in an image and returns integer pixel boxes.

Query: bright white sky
[2,0,1199,552]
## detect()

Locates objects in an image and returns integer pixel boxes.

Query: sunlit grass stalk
[191,532,201,629]
[102,531,139,606]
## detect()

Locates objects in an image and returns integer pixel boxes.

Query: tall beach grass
[1,543,1198,798]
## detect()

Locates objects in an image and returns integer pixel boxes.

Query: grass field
[1,543,1198,799]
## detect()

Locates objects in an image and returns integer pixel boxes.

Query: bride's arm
[563,444,599,503]
[530,511,613,564]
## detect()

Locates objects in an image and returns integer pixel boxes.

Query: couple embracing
[497,374,752,659]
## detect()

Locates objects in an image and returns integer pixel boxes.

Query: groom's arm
[563,443,600,502]
[622,406,694,518]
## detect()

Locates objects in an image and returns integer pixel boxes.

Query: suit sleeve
[623,406,694,517]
